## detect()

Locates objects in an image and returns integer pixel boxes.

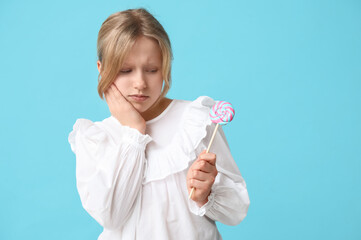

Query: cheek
[154,79,164,93]
[113,78,128,93]
[154,74,164,92]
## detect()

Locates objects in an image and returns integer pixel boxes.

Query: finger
[199,152,216,166]
[193,160,214,173]
[105,88,117,106]
[110,84,125,101]
[188,178,213,190]
[105,84,117,100]
[107,84,125,105]
[105,84,115,98]
[192,169,214,182]
[112,83,121,92]
[104,89,112,103]
[199,150,207,155]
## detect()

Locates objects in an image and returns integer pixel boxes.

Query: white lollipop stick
[188,101,234,200]
[188,124,219,199]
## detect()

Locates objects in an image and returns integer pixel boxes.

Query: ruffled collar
[143,96,216,184]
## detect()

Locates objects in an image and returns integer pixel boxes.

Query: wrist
[134,124,146,135]
[196,198,208,207]
[113,117,146,134]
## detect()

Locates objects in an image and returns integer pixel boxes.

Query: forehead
[123,36,162,65]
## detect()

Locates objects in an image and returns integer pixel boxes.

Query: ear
[97,60,101,73]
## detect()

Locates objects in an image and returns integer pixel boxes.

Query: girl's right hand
[104,83,146,134]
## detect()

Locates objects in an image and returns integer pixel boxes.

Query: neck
[141,97,171,121]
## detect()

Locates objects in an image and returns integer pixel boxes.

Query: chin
[132,103,151,113]
[130,97,158,112]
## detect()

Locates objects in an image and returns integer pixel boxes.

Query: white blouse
[68,96,250,240]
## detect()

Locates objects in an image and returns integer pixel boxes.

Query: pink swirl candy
[209,101,235,125]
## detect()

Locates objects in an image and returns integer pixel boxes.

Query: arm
[188,125,250,225]
[70,119,151,230]
[204,168,249,225]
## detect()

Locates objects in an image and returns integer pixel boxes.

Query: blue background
[1,0,360,239]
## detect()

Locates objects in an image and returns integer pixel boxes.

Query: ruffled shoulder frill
[143,96,216,184]
[68,119,103,153]
[68,117,152,154]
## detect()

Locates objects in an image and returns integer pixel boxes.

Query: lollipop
[189,101,235,199]
[209,101,235,125]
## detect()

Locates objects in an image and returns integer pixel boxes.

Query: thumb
[198,149,207,159]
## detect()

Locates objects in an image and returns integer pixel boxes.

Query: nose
[133,70,147,90]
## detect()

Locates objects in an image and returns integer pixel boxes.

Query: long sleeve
[188,124,250,226]
[68,117,152,230]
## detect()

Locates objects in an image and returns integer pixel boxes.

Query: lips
[129,94,149,102]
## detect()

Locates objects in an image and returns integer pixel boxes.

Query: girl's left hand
[187,150,218,207]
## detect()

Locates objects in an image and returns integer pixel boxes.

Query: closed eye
[120,69,131,74]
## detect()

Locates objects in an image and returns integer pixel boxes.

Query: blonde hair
[96,8,173,100]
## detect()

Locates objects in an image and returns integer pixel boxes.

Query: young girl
[68,8,250,240]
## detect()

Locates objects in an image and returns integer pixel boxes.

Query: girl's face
[102,35,164,118]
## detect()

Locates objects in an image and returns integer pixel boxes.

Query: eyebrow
[121,62,161,67]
